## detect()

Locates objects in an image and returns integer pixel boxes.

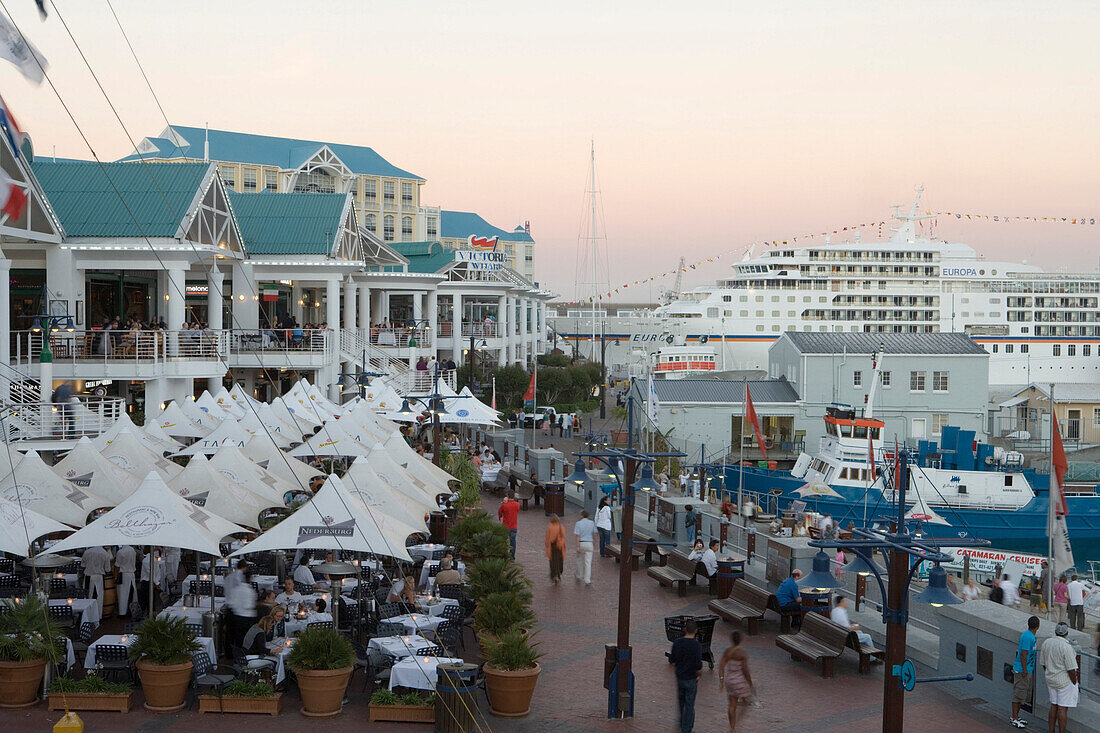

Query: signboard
[467,235,498,251]
[455,250,507,271]
[656,499,676,538]
[942,547,1044,577]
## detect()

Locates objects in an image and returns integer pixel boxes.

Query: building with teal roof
[440,210,535,281]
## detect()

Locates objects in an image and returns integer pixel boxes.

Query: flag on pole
[522,371,536,410]
[490,377,496,411]
[745,384,767,459]
[1049,417,1075,575]
[0,11,47,84]
[0,167,26,220]
[0,93,28,159]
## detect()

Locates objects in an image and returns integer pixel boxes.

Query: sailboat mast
[589,140,598,360]
[1047,382,1055,618]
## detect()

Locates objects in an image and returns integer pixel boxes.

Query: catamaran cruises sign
[455,250,507,271]
[944,547,1044,574]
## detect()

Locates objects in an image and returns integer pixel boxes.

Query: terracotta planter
[0,659,47,709]
[48,691,133,713]
[198,693,281,715]
[136,659,193,713]
[368,703,435,723]
[483,662,541,718]
[293,666,352,718]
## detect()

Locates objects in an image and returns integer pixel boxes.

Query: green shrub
[449,511,510,562]
[223,677,277,697]
[370,688,399,706]
[466,557,530,600]
[128,614,200,666]
[444,452,482,511]
[398,692,434,707]
[484,629,541,672]
[473,591,535,636]
[0,596,66,663]
[50,673,132,694]
[285,627,354,671]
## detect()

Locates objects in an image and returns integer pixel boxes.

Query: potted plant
[367,689,436,723]
[473,590,535,654]
[0,596,65,709]
[449,511,511,562]
[198,672,281,715]
[465,557,530,600]
[48,671,134,712]
[443,452,482,514]
[127,614,200,712]
[482,629,541,718]
[285,626,354,718]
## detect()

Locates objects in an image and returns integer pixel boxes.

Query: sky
[3,1,1099,301]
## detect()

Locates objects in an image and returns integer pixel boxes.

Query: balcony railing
[2,397,126,442]
[12,329,228,367]
[228,328,332,356]
[369,327,433,348]
[461,322,499,338]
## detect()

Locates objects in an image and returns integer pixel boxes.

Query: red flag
[745,385,767,459]
[522,371,536,409]
[1052,418,1069,516]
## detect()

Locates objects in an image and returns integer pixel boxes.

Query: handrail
[12,329,227,366]
[228,328,331,356]
[1,397,126,442]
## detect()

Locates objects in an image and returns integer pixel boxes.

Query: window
[1006,344,1014,353]
[293,169,335,193]
[349,178,358,198]
[1021,344,1029,353]
[383,180,395,202]
[1068,344,1076,356]
[933,371,948,392]
[364,213,376,233]
[1093,407,1100,427]
[242,167,257,192]
[910,371,926,392]
[364,179,377,204]
[401,181,414,206]
[1085,345,1092,357]
[427,216,438,238]
[932,413,949,434]
[264,170,277,191]
[220,165,235,189]
[853,370,862,387]
[401,216,413,240]
[383,214,394,241]
[992,344,999,353]
[1053,344,1061,356]
[880,371,891,387]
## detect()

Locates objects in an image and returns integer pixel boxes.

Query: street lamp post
[465,337,487,392]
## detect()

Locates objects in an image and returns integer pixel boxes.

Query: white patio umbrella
[282,381,339,424]
[194,391,234,420]
[0,450,113,527]
[93,412,176,455]
[168,454,279,529]
[0,495,72,557]
[255,401,313,439]
[366,384,404,414]
[240,436,325,491]
[363,445,443,511]
[207,446,294,505]
[172,418,251,457]
[236,410,294,449]
[228,474,412,561]
[286,421,370,458]
[51,436,141,505]
[212,387,246,418]
[267,397,320,432]
[343,458,432,527]
[383,434,455,494]
[147,402,209,438]
[141,418,185,450]
[792,481,844,499]
[98,426,182,479]
[228,383,263,411]
[178,398,224,433]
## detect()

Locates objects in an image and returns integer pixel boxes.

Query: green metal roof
[30,160,211,238]
[391,241,453,273]
[441,210,533,242]
[227,191,347,255]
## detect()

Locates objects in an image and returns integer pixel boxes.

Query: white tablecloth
[49,598,101,627]
[183,574,279,593]
[389,656,465,691]
[389,613,445,636]
[85,634,216,669]
[406,544,448,562]
[480,465,501,482]
[420,560,466,588]
[369,634,436,659]
[414,595,459,618]
[160,599,225,623]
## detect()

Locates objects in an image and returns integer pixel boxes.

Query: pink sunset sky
[3,1,1098,301]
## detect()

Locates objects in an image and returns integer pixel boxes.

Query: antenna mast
[590,141,598,358]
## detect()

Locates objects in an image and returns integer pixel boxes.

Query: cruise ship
[551,195,1100,386]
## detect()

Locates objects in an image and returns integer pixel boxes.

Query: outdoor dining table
[406,543,449,562]
[389,656,465,691]
[160,597,226,623]
[182,574,279,593]
[414,594,459,618]
[49,597,101,627]
[480,464,501,482]
[420,560,466,589]
[368,634,435,659]
[388,612,446,636]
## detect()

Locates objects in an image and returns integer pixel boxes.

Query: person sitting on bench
[689,539,720,581]
[777,569,804,628]
[830,595,873,646]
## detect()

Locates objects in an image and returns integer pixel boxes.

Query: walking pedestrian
[1052,574,1069,624]
[670,618,703,733]
[684,504,698,544]
[573,510,596,585]
[1009,615,1039,728]
[115,545,137,618]
[227,569,258,648]
[595,496,613,557]
[962,577,981,602]
[1039,623,1079,733]
[1001,573,1020,607]
[545,515,566,584]
[1066,574,1086,630]
[498,491,521,559]
[80,545,112,617]
[718,630,755,731]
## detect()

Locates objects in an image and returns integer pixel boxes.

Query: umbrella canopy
[384,434,454,495]
[282,381,339,424]
[0,450,113,527]
[98,427,182,479]
[195,391,234,420]
[267,397,320,432]
[43,471,247,557]
[228,383,263,411]
[228,474,411,561]
[51,437,141,505]
[255,401,312,439]
[792,481,844,499]
[173,418,250,456]
[0,495,72,557]
[343,458,432,528]
[168,454,278,529]
[141,418,185,450]
[366,384,404,414]
[236,410,294,449]
[363,445,443,510]
[240,436,324,491]
[212,387,246,418]
[457,386,502,421]
[333,406,391,445]
[301,380,344,417]
[207,446,294,505]
[147,402,209,438]
[93,413,176,455]
[287,421,370,458]
[178,398,224,432]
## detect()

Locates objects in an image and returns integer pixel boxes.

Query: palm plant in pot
[483,629,542,718]
[443,452,482,514]
[0,596,65,709]
[449,511,511,562]
[285,626,354,718]
[127,614,200,712]
[472,590,535,655]
[466,557,530,599]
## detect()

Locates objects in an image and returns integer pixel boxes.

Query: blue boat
[722,405,1100,559]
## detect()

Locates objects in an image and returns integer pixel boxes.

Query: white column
[207,268,224,330]
[291,283,304,323]
[166,268,185,356]
[325,279,340,331]
[499,294,511,364]
[325,279,341,401]
[519,297,529,366]
[426,289,439,357]
[451,292,463,363]
[343,279,357,331]
[412,292,424,322]
[371,287,384,324]
[358,285,370,331]
[232,262,258,330]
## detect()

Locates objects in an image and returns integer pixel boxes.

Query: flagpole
[1047,383,1055,620]
[738,377,745,526]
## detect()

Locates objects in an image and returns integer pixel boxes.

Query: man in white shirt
[274,578,303,609]
[226,570,258,648]
[830,596,873,646]
[164,546,181,591]
[80,546,112,616]
[224,559,249,598]
[115,545,137,618]
[139,548,166,614]
[1039,622,1079,730]
[574,510,596,585]
[1066,574,1086,631]
[293,560,321,591]
[306,597,333,624]
[1000,573,1020,607]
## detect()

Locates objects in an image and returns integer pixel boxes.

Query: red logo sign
[468,235,498,251]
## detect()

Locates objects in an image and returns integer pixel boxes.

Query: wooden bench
[635,536,669,567]
[606,542,642,571]
[646,552,696,597]
[707,580,776,635]
[514,479,537,510]
[846,630,884,673]
[484,469,511,496]
[775,612,849,677]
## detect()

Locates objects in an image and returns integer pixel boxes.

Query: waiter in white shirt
[115,545,137,618]
[164,546,181,591]
[80,546,112,616]
[293,559,321,591]
[224,559,249,598]
[140,548,166,614]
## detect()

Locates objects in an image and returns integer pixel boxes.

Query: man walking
[670,618,703,733]
[498,491,521,560]
[80,545,112,617]
[684,504,697,544]
[1039,622,1079,733]
[115,545,137,618]
[573,510,596,585]
[1010,615,1039,728]
[1066,574,1086,631]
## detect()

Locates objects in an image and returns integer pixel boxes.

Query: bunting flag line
[933,212,1096,225]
